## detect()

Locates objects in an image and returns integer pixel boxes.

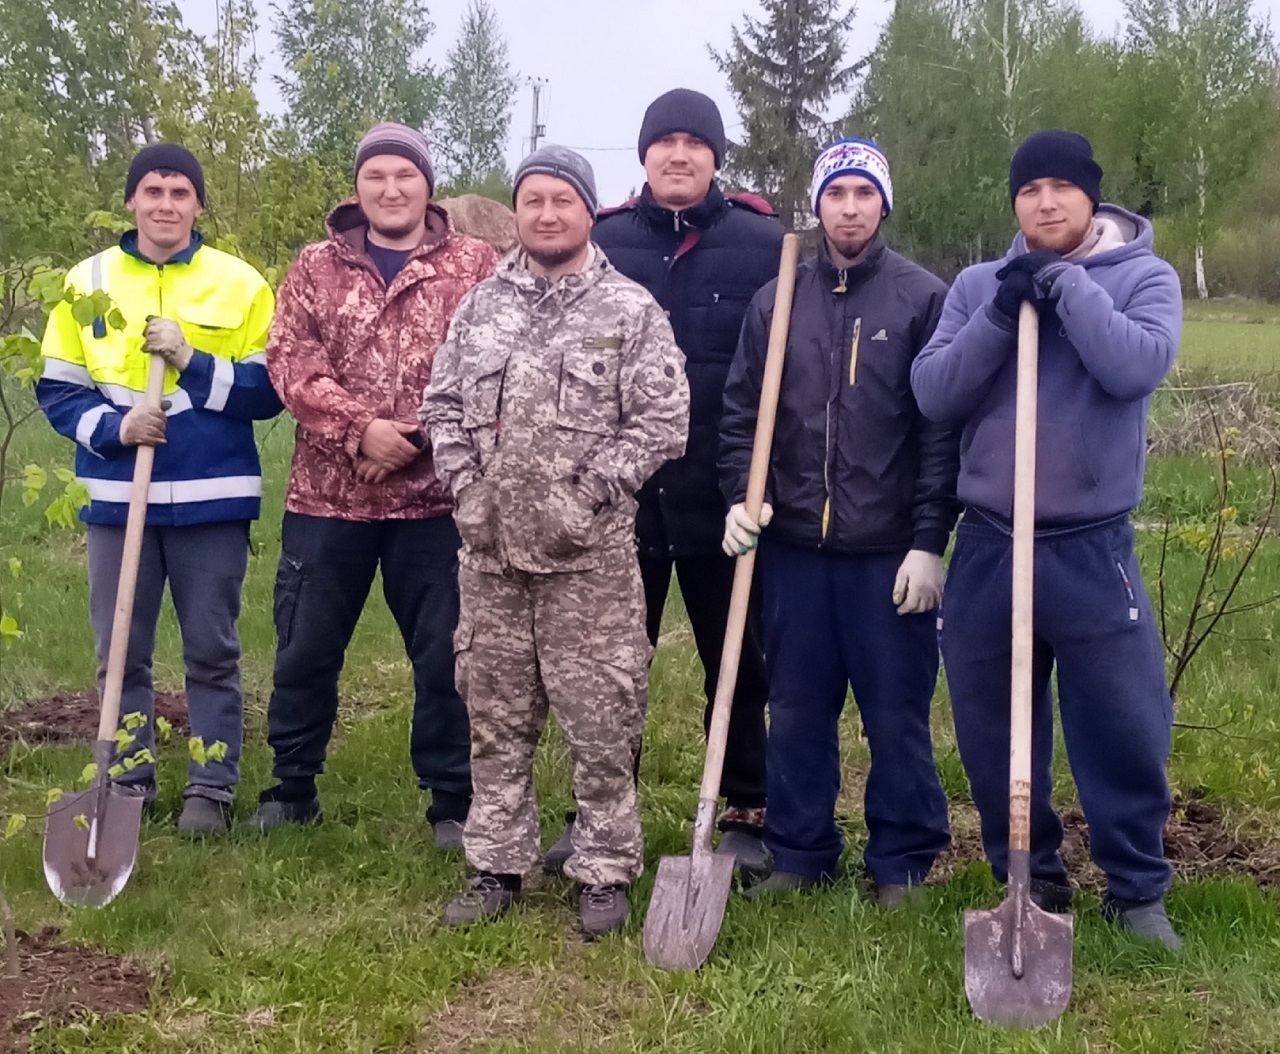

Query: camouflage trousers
[456,554,651,885]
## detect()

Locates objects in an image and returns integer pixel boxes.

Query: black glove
[993,250,1062,320]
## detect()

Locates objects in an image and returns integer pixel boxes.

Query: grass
[1,309,1280,1052]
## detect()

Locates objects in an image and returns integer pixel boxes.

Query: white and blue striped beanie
[811,138,893,217]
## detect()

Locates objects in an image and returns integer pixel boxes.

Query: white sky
[175,0,1278,204]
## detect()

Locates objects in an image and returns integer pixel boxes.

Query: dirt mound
[0,927,153,1052]
[0,693,190,758]
[942,792,1280,890]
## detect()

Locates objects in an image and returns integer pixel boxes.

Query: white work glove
[119,404,167,446]
[892,549,943,615]
[722,502,773,556]
[143,317,193,371]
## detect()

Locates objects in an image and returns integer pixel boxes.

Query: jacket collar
[119,229,204,266]
[498,243,609,310]
[816,233,887,293]
[637,182,727,232]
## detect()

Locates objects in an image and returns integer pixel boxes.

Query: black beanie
[637,89,726,168]
[125,143,206,206]
[1008,130,1102,209]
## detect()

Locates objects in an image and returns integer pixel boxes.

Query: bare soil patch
[939,791,1280,890]
[0,692,190,758]
[0,926,154,1053]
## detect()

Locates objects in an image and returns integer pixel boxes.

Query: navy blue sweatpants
[759,540,950,884]
[941,510,1173,904]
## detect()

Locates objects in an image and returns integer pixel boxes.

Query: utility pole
[527,77,547,153]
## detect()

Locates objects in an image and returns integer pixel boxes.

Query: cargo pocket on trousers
[273,553,304,649]
[453,618,476,703]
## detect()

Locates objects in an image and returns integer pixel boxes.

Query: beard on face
[524,241,585,269]
[825,229,874,262]
[369,218,422,242]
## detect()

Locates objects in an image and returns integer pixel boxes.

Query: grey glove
[119,405,167,446]
[143,317,194,371]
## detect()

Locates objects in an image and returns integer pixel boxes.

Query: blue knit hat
[811,138,893,217]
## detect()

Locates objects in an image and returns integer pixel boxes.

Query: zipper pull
[833,268,847,294]
[673,211,680,232]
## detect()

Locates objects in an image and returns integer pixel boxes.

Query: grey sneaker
[432,819,465,851]
[872,883,925,909]
[249,794,321,831]
[543,817,575,875]
[178,795,230,835]
[1105,897,1183,951]
[443,873,520,926]
[742,870,817,900]
[715,829,773,880]
[580,883,629,939]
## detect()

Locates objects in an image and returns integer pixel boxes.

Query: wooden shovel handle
[96,354,167,742]
[1008,302,1039,858]
[697,233,800,810]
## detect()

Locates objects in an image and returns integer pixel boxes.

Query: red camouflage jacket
[267,199,498,520]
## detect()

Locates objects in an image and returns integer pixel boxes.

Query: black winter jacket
[720,237,960,555]
[593,183,784,558]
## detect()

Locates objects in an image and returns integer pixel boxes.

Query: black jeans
[640,551,769,811]
[267,513,471,821]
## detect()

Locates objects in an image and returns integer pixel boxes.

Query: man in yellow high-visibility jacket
[37,143,281,835]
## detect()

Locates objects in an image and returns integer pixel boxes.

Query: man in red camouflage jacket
[253,122,497,845]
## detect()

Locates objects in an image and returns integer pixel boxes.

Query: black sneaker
[741,870,818,900]
[1030,878,1075,914]
[250,781,321,831]
[178,796,230,836]
[442,872,521,926]
[715,829,773,879]
[579,883,629,939]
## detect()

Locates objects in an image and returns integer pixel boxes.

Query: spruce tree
[710,0,857,229]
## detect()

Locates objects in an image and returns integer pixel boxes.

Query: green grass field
[2,305,1280,1052]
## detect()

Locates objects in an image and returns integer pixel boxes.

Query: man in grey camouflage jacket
[420,146,690,939]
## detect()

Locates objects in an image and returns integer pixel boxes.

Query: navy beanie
[1008,130,1102,208]
[125,143,206,206]
[637,89,726,168]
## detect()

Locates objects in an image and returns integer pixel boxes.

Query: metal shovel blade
[964,891,1074,1028]
[42,782,143,909]
[643,849,736,971]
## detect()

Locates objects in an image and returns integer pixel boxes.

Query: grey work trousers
[87,520,250,802]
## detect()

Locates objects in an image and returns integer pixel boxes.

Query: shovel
[43,353,166,908]
[644,232,800,972]
[963,302,1073,1026]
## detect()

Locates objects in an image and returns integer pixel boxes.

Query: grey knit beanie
[355,122,435,192]
[513,145,599,218]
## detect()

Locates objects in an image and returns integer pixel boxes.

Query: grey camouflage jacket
[421,245,690,574]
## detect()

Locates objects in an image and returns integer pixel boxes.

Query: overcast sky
[175,0,1278,204]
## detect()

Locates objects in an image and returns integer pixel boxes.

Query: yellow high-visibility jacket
[38,231,281,526]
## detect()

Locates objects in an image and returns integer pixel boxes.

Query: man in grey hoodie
[910,130,1183,950]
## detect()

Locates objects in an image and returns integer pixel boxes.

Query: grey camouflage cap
[513,145,598,217]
